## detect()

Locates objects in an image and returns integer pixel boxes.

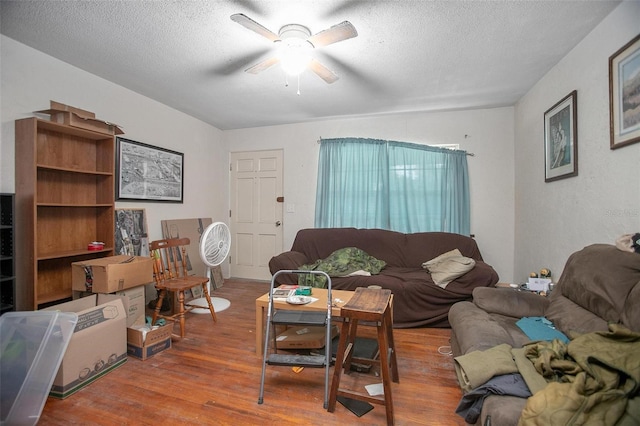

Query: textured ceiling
[0,0,621,130]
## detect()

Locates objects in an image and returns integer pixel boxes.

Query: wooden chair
[150,237,217,338]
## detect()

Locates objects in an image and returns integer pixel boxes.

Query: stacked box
[43,294,127,399]
[72,255,154,293]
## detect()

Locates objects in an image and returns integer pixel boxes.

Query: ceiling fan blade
[245,56,280,74]
[230,13,279,42]
[210,49,271,76]
[317,51,386,92]
[308,59,338,84]
[307,21,357,48]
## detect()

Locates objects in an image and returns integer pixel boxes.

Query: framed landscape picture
[609,33,640,149]
[116,137,184,202]
[544,90,578,182]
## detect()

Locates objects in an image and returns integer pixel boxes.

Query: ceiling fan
[230,13,358,84]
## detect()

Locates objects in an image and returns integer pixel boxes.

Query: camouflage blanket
[518,323,640,425]
[297,247,386,288]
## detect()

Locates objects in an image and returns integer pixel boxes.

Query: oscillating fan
[190,222,232,314]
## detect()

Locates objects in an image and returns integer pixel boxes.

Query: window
[315,138,470,235]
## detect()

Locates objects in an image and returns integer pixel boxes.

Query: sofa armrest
[472,287,550,318]
[268,251,310,284]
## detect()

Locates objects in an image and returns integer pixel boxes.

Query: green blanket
[297,247,386,288]
[519,323,640,425]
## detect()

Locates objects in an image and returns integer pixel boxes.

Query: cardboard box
[114,285,146,327]
[74,285,146,327]
[43,294,128,399]
[127,324,173,360]
[35,101,124,135]
[49,100,96,118]
[276,325,339,349]
[72,255,154,293]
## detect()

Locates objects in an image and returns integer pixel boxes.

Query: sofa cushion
[555,244,640,331]
[544,293,609,336]
[448,301,517,354]
[472,287,549,318]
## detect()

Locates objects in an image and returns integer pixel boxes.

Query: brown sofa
[448,244,640,425]
[268,228,499,328]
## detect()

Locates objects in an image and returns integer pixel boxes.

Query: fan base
[190,297,230,314]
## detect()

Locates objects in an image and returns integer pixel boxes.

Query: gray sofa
[448,244,640,425]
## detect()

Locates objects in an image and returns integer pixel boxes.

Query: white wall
[514,1,640,282]
[0,36,229,275]
[2,34,519,284]
[224,107,516,282]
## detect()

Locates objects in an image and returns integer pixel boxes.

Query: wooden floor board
[39,279,466,425]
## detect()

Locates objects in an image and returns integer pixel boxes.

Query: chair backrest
[150,237,191,284]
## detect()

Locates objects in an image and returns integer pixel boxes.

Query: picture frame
[544,90,578,182]
[115,208,150,256]
[116,137,184,202]
[609,33,640,149]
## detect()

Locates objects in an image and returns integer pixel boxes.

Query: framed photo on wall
[115,208,150,256]
[116,137,184,202]
[609,33,640,149]
[544,90,578,182]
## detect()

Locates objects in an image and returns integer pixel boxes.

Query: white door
[230,150,284,280]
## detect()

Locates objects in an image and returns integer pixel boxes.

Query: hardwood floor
[39,279,466,425]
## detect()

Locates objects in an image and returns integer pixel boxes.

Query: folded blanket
[455,345,547,395]
[454,343,519,392]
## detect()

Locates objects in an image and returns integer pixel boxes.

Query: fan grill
[200,222,231,267]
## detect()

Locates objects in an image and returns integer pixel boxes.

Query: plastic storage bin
[1,311,78,425]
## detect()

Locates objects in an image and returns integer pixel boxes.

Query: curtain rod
[317,137,475,156]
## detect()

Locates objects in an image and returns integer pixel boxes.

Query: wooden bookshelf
[14,117,116,309]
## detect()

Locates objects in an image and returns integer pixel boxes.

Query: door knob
[275,221,282,227]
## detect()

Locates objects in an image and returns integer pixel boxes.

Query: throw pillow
[422,248,463,268]
[422,249,476,288]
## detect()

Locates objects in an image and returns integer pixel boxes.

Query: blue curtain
[315,138,470,235]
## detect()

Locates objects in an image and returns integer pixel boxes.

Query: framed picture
[116,137,184,202]
[115,208,149,256]
[609,33,640,149]
[544,90,578,182]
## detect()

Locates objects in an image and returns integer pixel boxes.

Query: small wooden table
[255,288,355,356]
[327,287,398,425]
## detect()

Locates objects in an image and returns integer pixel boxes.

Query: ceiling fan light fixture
[231,14,352,84]
[277,24,313,76]
[278,44,312,76]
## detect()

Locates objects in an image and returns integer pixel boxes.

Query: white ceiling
[0,0,621,130]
